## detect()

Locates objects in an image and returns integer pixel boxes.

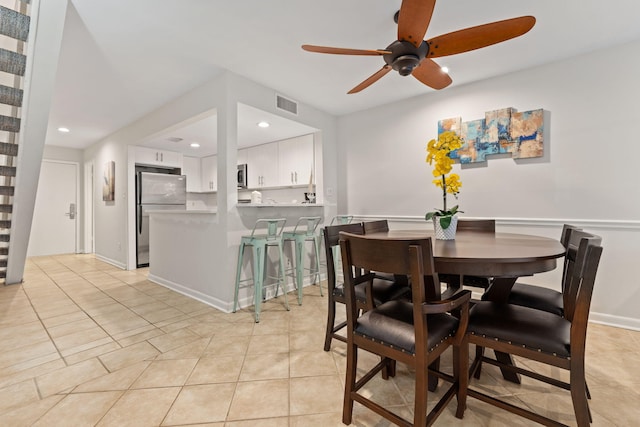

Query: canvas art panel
[103,161,115,201]
[438,107,544,163]
[510,109,544,159]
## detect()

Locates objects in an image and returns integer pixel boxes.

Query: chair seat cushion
[355,300,459,354]
[505,283,564,316]
[333,278,410,306]
[468,301,570,357]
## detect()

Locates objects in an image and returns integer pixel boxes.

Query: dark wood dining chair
[339,232,471,426]
[322,222,409,351]
[362,219,410,285]
[504,224,581,316]
[466,230,603,427]
[362,218,390,234]
[440,219,496,292]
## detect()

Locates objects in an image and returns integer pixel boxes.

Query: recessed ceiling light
[57,127,70,133]
[190,143,200,148]
[257,121,270,128]
[441,66,449,74]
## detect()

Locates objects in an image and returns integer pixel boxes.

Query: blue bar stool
[329,215,354,225]
[283,216,323,305]
[233,218,289,322]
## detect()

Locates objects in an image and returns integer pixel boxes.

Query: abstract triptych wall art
[438,108,544,164]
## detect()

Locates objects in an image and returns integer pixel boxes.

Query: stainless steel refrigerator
[136,170,186,267]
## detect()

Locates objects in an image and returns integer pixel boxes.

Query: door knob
[64,203,76,220]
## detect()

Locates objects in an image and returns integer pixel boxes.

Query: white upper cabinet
[182,156,201,192]
[237,148,248,165]
[201,155,217,192]
[247,142,278,188]
[277,134,314,187]
[135,146,182,168]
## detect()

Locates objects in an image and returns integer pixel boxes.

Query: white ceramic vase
[433,215,458,240]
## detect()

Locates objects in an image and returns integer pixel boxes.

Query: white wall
[83,71,338,306]
[339,39,640,329]
[83,74,229,268]
[6,0,69,284]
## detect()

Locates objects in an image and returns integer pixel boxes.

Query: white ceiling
[46,0,640,152]
[137,104,318,158]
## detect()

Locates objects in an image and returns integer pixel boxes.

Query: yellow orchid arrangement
[425,131,463,229]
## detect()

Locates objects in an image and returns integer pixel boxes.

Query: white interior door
[27,160,78,256]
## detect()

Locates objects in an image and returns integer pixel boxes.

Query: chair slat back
[339,233,435,337]
[362,219,389,234]
[456,219,495,232]
[292,216,322,237]
[559,225,581,291]
[322,223,364,293]
[570,243,603,352]
[340,233,437,305]
[323,222,364,249]
[560,224,581,247]
[562,230,602,323]
[252,218,286,240]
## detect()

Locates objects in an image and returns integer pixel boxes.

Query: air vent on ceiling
[166,137,183,143]
[276,94,298,115]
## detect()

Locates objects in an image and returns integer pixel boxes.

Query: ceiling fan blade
[412,59,452,90]
[348,65,392,94]
[426,16,536,58]
[302,44,390,56]
[397,0,437,48]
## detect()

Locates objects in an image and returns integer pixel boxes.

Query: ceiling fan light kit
[302,0,535,93]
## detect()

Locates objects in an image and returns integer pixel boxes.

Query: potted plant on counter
[425,131,463,240]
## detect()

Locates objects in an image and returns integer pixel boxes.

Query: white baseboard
[148,274,231,313]
[589,312,640,331]
[94,254,126,270]
[233,275,326,311]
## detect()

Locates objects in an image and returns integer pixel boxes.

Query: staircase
[0,1,30,281]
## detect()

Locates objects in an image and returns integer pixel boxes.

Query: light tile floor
[0,254,638,426]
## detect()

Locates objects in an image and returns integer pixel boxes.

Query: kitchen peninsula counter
[146,208,218,214]
[145,202,328,314]
[146,209,225,310]
[237,203,323,207]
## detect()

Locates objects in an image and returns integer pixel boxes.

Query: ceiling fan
[302,0,535,93]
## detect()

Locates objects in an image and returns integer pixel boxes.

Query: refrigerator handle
[138,206,143,234]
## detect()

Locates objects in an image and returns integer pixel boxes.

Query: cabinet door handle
[291,172,294,183]
[155,152,159,161]
[295,172,298,183]
[161,152,163,162]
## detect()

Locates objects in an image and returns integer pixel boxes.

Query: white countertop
[237,203,323,207]
[147,208,217,214]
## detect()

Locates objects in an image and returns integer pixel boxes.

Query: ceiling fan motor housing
[383,40,429,76]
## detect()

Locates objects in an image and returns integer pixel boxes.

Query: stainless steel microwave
[237,164,248,188]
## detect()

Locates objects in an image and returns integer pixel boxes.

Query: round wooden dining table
[361,229,566,385]
[367,229,566,302]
